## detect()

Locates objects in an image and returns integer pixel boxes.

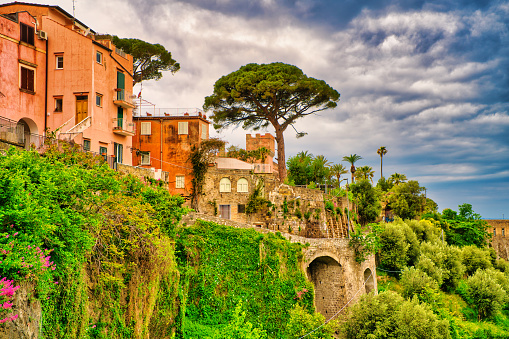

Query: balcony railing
[0,116,24,145]
[113,89,136,108]
[112,118,135,136]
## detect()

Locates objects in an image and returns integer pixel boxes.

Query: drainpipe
[160,118,163,170]
[44,38,48,134]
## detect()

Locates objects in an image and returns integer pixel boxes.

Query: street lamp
[339,178,350,238]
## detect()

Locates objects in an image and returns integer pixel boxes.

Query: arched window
[237,178,248,193]
[219,177,231,192]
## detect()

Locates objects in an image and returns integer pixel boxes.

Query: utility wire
[376,267,404,273]
[298,267,375,339]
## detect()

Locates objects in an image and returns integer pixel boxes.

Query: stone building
[245,133,278,174]
[487,219,509,260]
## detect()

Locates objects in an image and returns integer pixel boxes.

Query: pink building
[0,2,135,164]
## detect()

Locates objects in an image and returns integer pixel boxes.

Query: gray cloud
[29,0,509,218]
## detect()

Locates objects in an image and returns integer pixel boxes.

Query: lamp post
[339,178,350,238]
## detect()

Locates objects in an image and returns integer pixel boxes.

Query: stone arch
[306,254,345,320]
[364,268,374,294]
[16,118,39,149]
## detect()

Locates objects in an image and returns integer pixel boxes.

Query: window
[503,228,505,237]
[20,66,35,92]
[140,152,150,165]
[20,23,34,45]
[54,97,63,112]
[140,122,151,135]
[83,139,91,151]
[96,93,102,107]
[114,143,123,164]
[176,176,185,189]
[237,178,248,193]
[96,51,103,64]
[238,204,246,214]
[219,177,231,193]
[201,124,208,139]
[55,55,63,69]
[494,229,497,236]
[178,121,188,135]
[99,146,108,161]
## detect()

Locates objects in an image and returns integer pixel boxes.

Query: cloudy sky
[22,0,509,218]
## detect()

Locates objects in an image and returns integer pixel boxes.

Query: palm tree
[355,166,375,183]
[312,155,331,184]
[331,163,348,188]
[389,172,407,186]
[342,154,363,182]
[297,151,313,164]
[377,146,388,179]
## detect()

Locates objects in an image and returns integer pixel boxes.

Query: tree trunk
[380,156,383,179]
[274,127,287,181]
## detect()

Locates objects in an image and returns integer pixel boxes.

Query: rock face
[0,283,42,339]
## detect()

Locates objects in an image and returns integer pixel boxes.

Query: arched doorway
[307,256,345,320]
[16,118,38,149]
[364,268,375,294]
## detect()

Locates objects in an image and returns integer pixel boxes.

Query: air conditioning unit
[37,30,48,40]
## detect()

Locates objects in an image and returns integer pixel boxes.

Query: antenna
[72,0,76,24]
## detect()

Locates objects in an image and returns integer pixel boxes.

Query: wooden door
[75,95,88,124]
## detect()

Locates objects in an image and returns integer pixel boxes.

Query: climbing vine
[189,138,225,211]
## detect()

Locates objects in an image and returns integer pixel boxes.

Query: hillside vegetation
[0,146,335,339]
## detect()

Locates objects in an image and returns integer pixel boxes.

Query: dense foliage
[0,145,187,338]
[175,220,315,338]
[112,36,180,85]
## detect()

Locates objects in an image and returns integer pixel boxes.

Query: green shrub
[400,267,439,300]
[340,291,451,339]
[462,245,493,276]
[465,270,505,320]
[283,304,338,339]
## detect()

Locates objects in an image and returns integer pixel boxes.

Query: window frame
[140,152,151,165]
[176,175,185,189]
[178,121,188,135]
[201,124,208,139]
[219,177,231,193]
[237,178,249,193]
[55,55,64,69]
[54,97,63,112]
[19,64,35,93]
[140,122,152,135]
[238,204,246,214]
[83,139,91,151]
[96,51,103,64]
[96,93,103,107]
[20,23,34,45]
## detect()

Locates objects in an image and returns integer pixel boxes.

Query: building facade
[0,2,135,164]
[132,110,210,196]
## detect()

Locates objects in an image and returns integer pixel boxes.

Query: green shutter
[117,71,125,89]
[117,107,123,129]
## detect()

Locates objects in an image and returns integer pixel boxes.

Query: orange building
[132,108,210,196]
[0,10,47,146]
[0,2,135,164]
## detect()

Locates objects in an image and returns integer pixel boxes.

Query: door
[117,107,124,129]
[75,95,88,124]
[117,71,125,100]
[219,205,231,219]
[114,143,123,164]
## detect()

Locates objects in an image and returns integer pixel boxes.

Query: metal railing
[115,47,127,58]
[133,107,203,118]
[0,116,24,145]
[112,118,135,133]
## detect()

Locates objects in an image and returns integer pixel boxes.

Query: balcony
[113,89,136,109]
[112,118,135,136]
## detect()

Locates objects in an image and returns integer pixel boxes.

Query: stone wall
[179,211,376,320]
[116,163,170,189]
[198,168,353,239]
[486,220,509,260]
